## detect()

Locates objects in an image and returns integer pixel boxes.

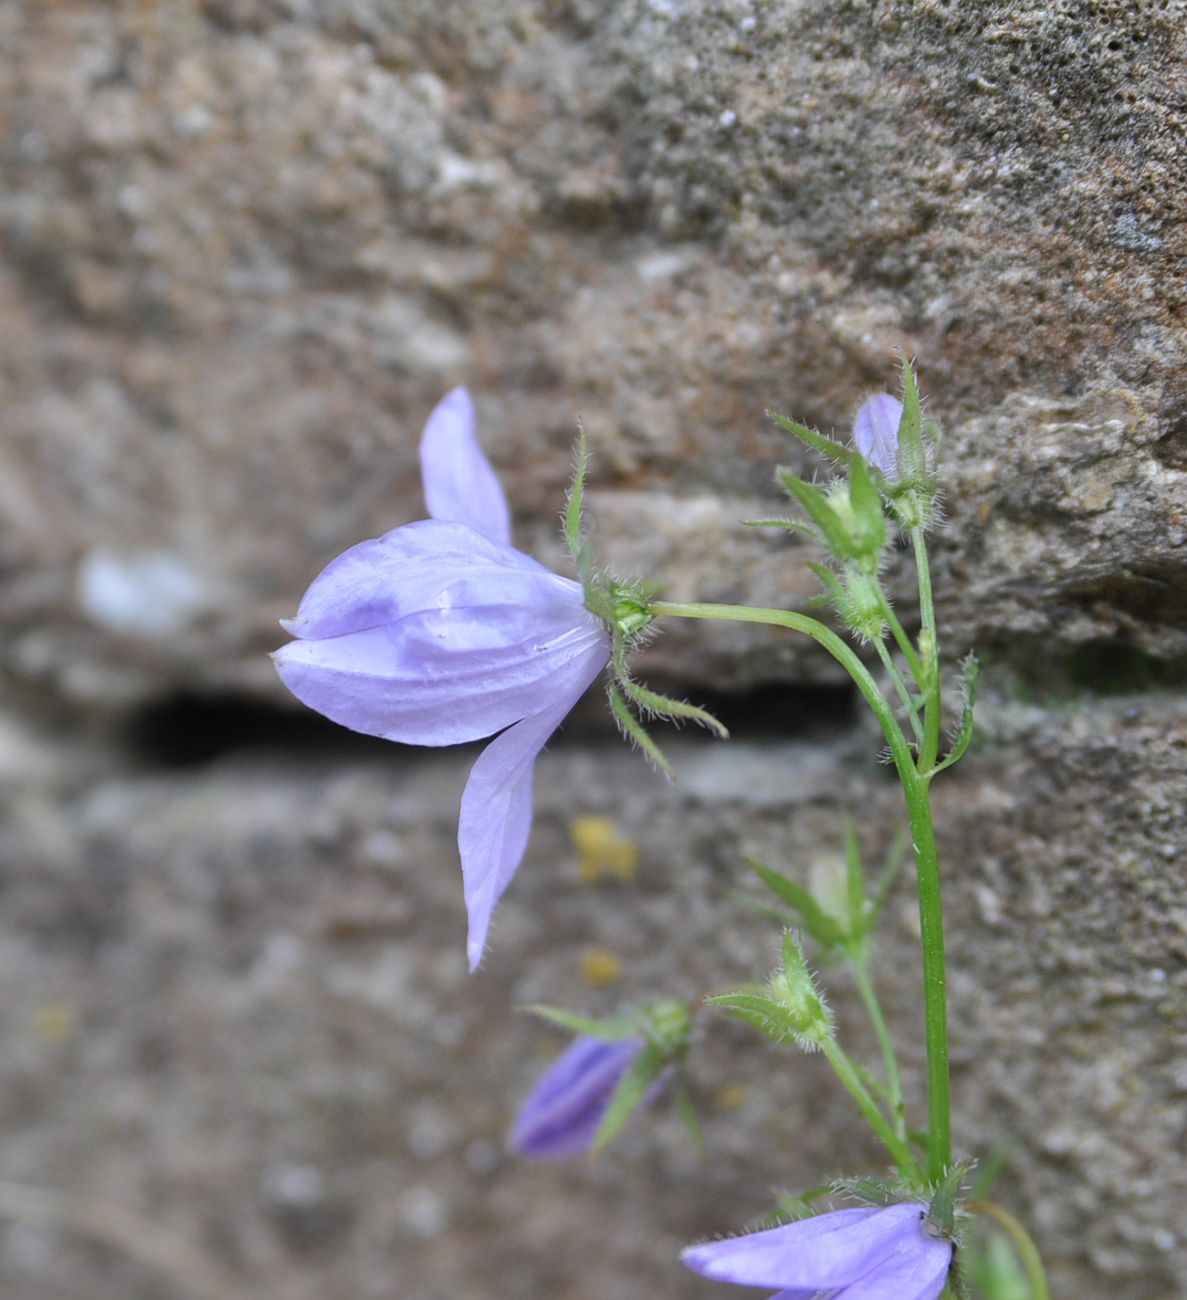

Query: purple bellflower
[682,1202,953,1300]
[273,388,611,970]
[852,394,903,477]
[510,1035,645,1158]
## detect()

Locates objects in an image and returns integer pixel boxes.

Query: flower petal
[510,1037,641,1158]
[420,387,512,545]
[833,1225,952,1300]
[853,394,903,476]
[280,519,552,642]
[682,1205,928,1289]
[458,639,608,969]
[273,598,607,747]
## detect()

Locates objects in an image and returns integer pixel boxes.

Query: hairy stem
[651,599,951,1182]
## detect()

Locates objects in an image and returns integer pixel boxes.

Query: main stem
[651,599,952,1182]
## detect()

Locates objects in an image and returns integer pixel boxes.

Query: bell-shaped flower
[682,1202,953,1300]
[853,393,903,477]
[510,1036,647,1158]
[273,388,611,970]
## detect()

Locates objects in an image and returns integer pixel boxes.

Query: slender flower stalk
[650,598,952,1181]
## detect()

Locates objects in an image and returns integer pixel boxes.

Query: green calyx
[610,580,655,643]
[559,427,727,778]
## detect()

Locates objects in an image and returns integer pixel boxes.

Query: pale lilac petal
[274,521,609,747]
[510,1037,641,1158]
[458,640,608,969]
[682,1206,923,1289]
[853,394,903,475]
[281,520,552,641]
[420,387,512,545]
[836,1225,952,1300]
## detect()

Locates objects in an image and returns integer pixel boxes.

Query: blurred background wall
[1,2,1184,1296]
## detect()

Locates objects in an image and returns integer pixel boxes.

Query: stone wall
[1,2,1184,1296]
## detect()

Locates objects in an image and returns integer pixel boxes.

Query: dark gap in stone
[981,637,1187,698]
[124,680,859,770]
[122,693,396,768]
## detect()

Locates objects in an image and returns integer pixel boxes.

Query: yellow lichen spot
[580,948,622,988]
[715,1083,748,1111]
[33,1001,76,1044]
[570,815,638,884]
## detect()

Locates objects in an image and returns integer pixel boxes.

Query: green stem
[872,635,924,746]
[820,1038,920,1180]
[652,599,952,1183]
[850,959,907,1144]
[969,1200,1051,1300]
[911,528,942,772]
[874,584,924,687]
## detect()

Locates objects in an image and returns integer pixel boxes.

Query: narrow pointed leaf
[768,411,854,469]
[844,821,865,933]
[525,1005,642,1041]
[565,428,589,561]
[779,474,853,558]
[592,1041,667,1150]
[744,517,819,537]
[870,829,909,924]
[931,652,980,776]
[608,683,672,778]
[808,561,848,608]
[848,453,887,558]
[747,860,845,948]
[896,356,928,483]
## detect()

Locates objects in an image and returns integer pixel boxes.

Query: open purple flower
[510,1035,644,1158]
[853,394,903,477]
[273,388,611,969]
[682,1202,953,1300]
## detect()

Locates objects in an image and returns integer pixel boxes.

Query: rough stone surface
[2,2,1186,1297]
[0,695,1185,1298]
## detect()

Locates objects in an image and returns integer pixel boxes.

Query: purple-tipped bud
[853,393,903,476]
[510,1036,642,1158]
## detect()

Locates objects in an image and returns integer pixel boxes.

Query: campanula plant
[276,366,1049,1299]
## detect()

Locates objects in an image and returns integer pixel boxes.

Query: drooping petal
[853,394,903,476]
[420,387,512,545]
[682,1205,928,1290]
[510,1037,641,1158]
[458,638,608,969]
[280,519,552,642]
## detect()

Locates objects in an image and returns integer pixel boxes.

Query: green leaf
[593,1040,668,1150]
[747,859,846,949]
[896,356,927,484]
[928,1159,974,1233]
[779,473,853,559]
[705,991,793,1041]
[525,1005,641,1041]
[807,562,847,609]
[832,1175,907,1207]
[607,682,672,778]
[743,517,819,537]
[768,411,854,469]
[565,428,589,562]
[930,653,979,777]
[844,821,865,934]
[847,453,886,558]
